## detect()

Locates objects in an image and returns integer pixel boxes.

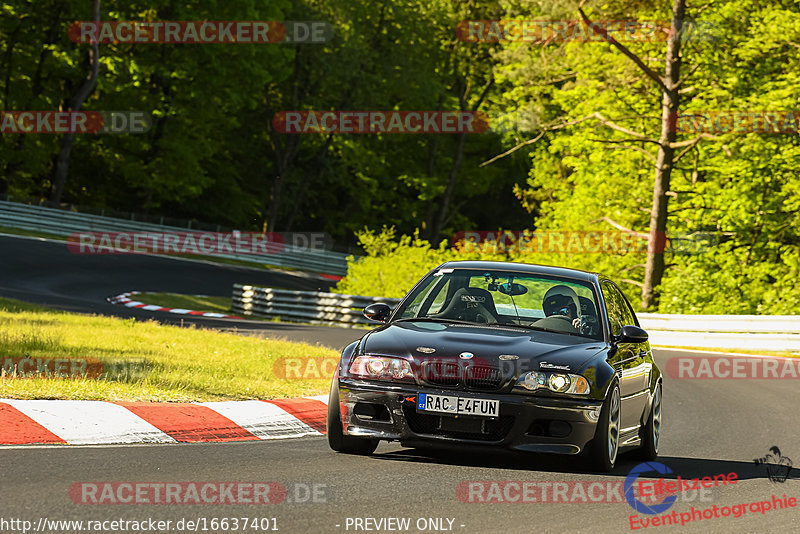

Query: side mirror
[615,325,649,344]
[363,303,392,323]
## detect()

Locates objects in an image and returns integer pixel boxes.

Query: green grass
[0,297,336,401]
[133,292,371,329]
[0,225,67,241]
[136,292,233,314]
[134,292,283,322]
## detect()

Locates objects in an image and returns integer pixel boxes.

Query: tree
[50,0,99,205]
[577,0,707,309]
[491,0,800,313]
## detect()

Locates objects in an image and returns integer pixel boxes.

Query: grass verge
[0,297,336,401]
[132,292,368,328]
[0,225,67,241]
[135,292,233,315]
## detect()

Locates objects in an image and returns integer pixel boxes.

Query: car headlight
[349,356,414,382]
[516,371,590,395]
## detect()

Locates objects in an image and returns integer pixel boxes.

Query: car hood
[361,320,606,373]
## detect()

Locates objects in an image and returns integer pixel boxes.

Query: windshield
[395,268,603,340]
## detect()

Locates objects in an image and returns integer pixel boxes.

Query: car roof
[437,260,603,283]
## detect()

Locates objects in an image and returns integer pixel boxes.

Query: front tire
[587,382,621,472]
[326,381,379,455]
[634,382,661,460]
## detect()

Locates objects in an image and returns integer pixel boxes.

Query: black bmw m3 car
[326,261,662,471]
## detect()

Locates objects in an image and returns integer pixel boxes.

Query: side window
[602,282,636,336]
[601,282,624,336]
[400,278,451,318]
[615,285,638,327]
[427,279,450,314]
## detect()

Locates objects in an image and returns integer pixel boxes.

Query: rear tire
[326,381,379,455]
[587,382,621,472]
[634,382,661,460]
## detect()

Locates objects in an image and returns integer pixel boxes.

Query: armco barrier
[232,284,401,326]
[637,314,800,334]
[232,285,800,351]
[0,200,349,275]
[638,314,800,351]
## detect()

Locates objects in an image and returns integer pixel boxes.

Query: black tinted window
[602,282,636,336]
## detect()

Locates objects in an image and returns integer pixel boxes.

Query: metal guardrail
[638,314,800,351]
[232,285,800,351]
[0,200,350,275]
[232,284,401,326]
[637,314,800,334]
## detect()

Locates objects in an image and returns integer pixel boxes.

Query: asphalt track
[1,234,799,533]
[3,356,799,534]
[0,234,363,349]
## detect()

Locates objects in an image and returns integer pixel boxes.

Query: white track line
[1,400,176,444]
[200,400,320,440]
[307,394,329,404]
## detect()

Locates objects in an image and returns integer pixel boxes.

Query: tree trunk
[421,139,440,240]
[422,95,444,240]
[49,0,100,206]
[265,48,307,232]
[429,77,492,243]
[641,0,684,310]
[430,131,467,243]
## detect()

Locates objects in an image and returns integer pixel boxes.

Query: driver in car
[542,285,598,335]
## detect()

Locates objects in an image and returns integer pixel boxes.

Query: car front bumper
[338,378,604,455]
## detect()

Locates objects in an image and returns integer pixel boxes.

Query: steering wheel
[534,314,580,333]
[577,314,599,335]
[549,315,576,327]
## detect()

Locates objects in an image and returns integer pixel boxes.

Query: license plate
[417,393,499,418]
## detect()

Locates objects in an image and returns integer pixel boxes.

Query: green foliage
[1,0,529,240]
[2,0,797,314]
[334,227,451,298]
[488,0,800,313]
[336,222,799,315]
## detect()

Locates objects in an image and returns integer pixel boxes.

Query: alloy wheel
[652,384,662,453]
[607,387,620,465]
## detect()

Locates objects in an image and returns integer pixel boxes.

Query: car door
[601,282,650,430]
